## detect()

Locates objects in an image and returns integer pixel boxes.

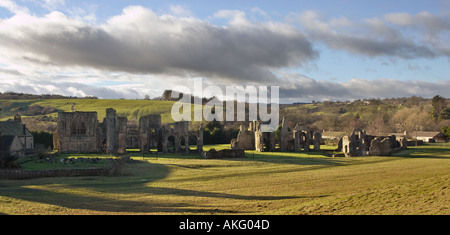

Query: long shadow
[7,144,440,214]
[0,160,313,214]
[243,150,345,166]
[391,146,450,160]
[0,186,234,214]
[73,179,309,201]
[136,149,348,167]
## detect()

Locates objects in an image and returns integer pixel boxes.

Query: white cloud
[278,73,450,102]
[0,6,317,83]
[0,4,448,101]
[0,0,29,14]
[384,11,450,33]
[296,10,449,59]
[169,4,193,17]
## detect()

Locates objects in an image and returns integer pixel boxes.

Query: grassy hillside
[0,143,448,215]
[0,99,177,121]
[0,99,181,132]
[1,96,448,135]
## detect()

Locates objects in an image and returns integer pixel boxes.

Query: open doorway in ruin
[167,135,175,153]
[189,135,198,152]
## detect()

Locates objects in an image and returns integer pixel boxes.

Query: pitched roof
[0,135,19,150]
[0,121,33,137]
[410,131,440,138]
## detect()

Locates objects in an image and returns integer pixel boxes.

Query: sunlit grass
[0,143,449,215]
[0,99,178,123]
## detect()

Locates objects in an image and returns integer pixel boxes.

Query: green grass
[0,143,449,215]
[0,99,178,123]
[16,153,116,170]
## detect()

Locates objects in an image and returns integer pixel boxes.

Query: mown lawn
[0,143,448,215]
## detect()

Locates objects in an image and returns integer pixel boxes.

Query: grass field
[0,143,449,215]
[0,99,178,123]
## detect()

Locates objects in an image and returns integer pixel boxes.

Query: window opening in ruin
[71,117,87,135]
[180,137,186,151]
[263,137,269,151]
[167,135,175,153]
[100,139,107,153]
[126,137,139,150]
[189,135,198,151]
[148,129,162,152]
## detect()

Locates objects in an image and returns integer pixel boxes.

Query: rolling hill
[0,99,178,132]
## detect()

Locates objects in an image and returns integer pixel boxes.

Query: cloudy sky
[0,0,449,103]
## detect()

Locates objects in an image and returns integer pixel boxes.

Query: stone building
[0,114,34,155]
[53,108,203,154]
[0,134,26,158]
[231,117,322,153]
[338,129,407,157]
[231,120,258,150]
[53,111,99,153]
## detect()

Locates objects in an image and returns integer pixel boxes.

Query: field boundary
[0,155,130,180]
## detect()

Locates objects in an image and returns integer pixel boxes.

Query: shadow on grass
[0,185,233,214]
[4,144,442,214]
[132,147,348,167]
[0,160,317,214]
[391,144,450,160]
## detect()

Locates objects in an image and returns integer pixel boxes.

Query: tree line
[279,95,449,136]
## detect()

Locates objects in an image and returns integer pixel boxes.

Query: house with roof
[0,115,34,156]
[410,131,441,143]
[0,134,25,158]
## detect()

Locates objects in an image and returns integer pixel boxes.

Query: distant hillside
[0,95,448,136]
[0,91,98,100]
[0,99,178,133]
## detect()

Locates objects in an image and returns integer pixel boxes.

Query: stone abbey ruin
[53,109,406,157]
[229,117,407,156]
[53,108,203,154]
[337,129,407,157]
[231,117,322,152]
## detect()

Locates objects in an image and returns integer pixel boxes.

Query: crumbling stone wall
[163,121,190,153]
[231,117,322,153]
[368,137,392,156]
[339,129,407,157]
[0,155,130,179]
[202,148,245,159]
[139,114,163,153]
[313,131,322,151]
[54,109,203,155]
[53,112,99,153]
[231,122,256,150]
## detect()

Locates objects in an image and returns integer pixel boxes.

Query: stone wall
[231,118,322,153]
[53,111,99,153]
[339,129,407,157]
[0,155,129,180]
[231,124,255,150]
[202,148,245,159]
[54,109,203,155]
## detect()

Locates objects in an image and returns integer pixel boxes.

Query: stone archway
[188,135,198,152]
[167,135,175,153]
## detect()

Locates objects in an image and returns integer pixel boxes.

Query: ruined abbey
[53,108,203,154]
[337,129,407,157]
[53,108,407,158]
[229,118,407,157]
[231,117,322,152]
